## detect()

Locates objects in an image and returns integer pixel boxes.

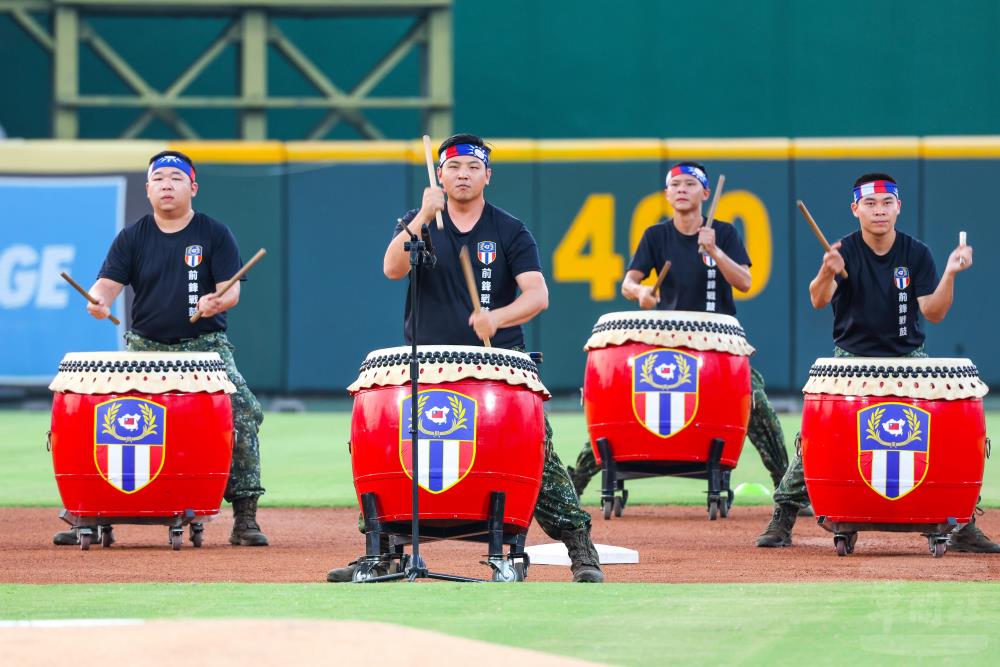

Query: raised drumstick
[190,248,266,323]
[959,231,967,266]
[60,272,121,325]
[698,174,726,255]
[422,135,445,230]
[796,200,849,279]
[651,260,672,297]
[458,246,491,347]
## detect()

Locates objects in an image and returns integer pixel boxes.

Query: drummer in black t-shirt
[757,172,999,552]
[326,134,605,583]
[566,162,792,499]
[52,150,268,548]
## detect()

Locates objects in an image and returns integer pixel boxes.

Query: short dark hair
[438,133,491,160]
[854,172,895,188]
[148,150,196,170]
[669,160,708,178]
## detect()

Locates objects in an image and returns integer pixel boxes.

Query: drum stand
[359,224,482,584]
[596,436,734,521]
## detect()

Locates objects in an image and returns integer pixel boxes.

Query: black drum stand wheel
[613,496,623,518]
[602,498,613,520]
[169,528,183,551]
[100,526,114,548]
[190,523,204,548]
[708,498,720,521]
[834,535,848,557]
[79,531,92,551]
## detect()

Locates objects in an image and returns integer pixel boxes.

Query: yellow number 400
[552,191,772,301]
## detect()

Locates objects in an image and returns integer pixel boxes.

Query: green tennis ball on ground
[733,482,772,502]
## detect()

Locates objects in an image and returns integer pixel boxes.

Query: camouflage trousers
[124,331,265,502]
[570,365,789,491]
[772,345,926,508]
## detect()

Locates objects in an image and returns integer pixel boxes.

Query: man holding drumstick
[326,133,604,583]
[52,150,268,548]
[566,162,792,499]
[757,172,999,552]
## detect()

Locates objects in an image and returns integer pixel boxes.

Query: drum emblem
[857,402,930,500]
[477,241,497,265]
[702,254,717,268]
[399,389,477,494]
[893,267,910,290]
[94,397,167,494]
[631,348,699,438]
[185,245,203,268]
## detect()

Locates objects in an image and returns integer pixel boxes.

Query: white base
[524,542,638,566]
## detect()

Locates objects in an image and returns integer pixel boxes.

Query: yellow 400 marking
[553,190,773,301]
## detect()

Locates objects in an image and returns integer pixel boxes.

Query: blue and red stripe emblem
[631,349,700,438]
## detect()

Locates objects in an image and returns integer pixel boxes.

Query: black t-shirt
[831,230,937,356]
[394,202,542,349]
[629,217,751,315]
[99,213,243,342]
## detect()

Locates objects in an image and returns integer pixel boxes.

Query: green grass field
[4,409,1000,508]
[3,582,1000,665]
[4,408,1000,665]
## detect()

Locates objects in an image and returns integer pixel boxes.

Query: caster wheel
[933,541,947,558]
[621,489,629,508]
[514,562,528,581]
[613,496,623,518]
[720,499,729,518]
[101,527,114,548]
[170,531,182,551]
[191,531,204,548]
[602,499,613,520]
[708,499,719,521]
[835,536,848,557]
[490,560,517,583]
[79,532,92,551]
[847,533,858,554]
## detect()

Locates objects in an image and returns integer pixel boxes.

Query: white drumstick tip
[959,231,967,265]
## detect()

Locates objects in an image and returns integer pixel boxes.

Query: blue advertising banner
[0,177,126,382]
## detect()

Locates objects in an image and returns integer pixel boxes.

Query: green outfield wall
[0,138,995,394]
[2,1,1000,140]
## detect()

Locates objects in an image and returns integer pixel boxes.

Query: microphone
[420,223,437,268]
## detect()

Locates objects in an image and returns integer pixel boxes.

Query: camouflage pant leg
[772,444,809,509]
[124,331,265,502]
[746,367,789,488]
[532,411,593,540]
[568,443,601,493]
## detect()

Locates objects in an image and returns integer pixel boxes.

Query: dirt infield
[0,620,606,667]
[3,505,1000,583]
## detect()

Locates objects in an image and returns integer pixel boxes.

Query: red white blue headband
[666,165,709,190]
[438,143,490,167]
[853,180,898,202]
[148,155,195,182]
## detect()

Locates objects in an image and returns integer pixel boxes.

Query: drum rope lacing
[584,311,755,356]
[50,353,236,395]
[803,358,988,400]
[348,348,549,397]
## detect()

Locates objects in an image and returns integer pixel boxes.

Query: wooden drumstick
[797,200,849,279]
[651,260,672,297]
[959,231,967,266]
[698,174,726,255]
[422,135,445,230]
[459,246,491,347]
[60,272,121,325]
[189,248,266,323]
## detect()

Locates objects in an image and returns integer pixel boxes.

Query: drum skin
[351,380,545,530]
[50,391,233,517]
[802,394,985,524]
[584,342,751,467]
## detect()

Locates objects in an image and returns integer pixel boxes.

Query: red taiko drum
[348,345,548,534]
[582,311,754,519]
[802,358,987,536]
[49,352,235,529]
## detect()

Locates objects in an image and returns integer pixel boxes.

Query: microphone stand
[365,222,480,583]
